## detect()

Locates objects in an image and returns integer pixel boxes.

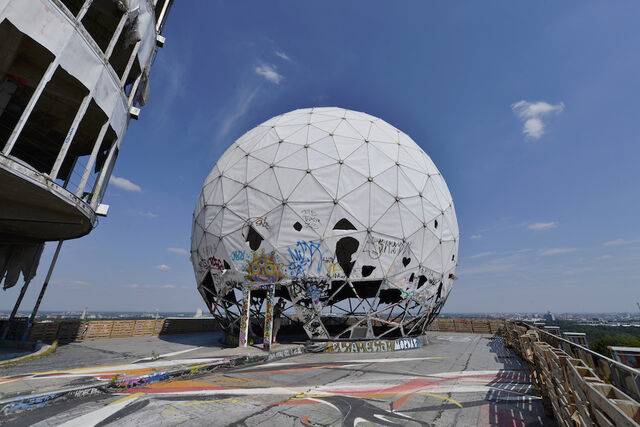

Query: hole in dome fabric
[245,225,263,251]
[335,236,359,277]
[333,218,357,230]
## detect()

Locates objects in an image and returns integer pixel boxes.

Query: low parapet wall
[0,318,221,343]
[427,318,505,334]
[0,317,504,344]
[504,321,640,426]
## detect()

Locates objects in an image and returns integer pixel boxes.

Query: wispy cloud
[127,283,140,288]
[160,284,176,289]
[469,234,483,240]
[600,255,613,260]
[528,221,557,231]
[217,86,260,140]
[603,238,640,246]
[110,176,142,192]
[255,64,283,84]
[155,264,171,271]
[167,247,188,255]
[274,51,291,61]
[468,252,495,259]
[139,211,158,218]
[540,248,576,256]
[511,100,564,139]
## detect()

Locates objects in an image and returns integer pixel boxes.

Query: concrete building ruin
[0,0,173,331]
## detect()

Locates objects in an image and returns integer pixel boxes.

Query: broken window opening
[59,0,85,17]
[81,0,126,53]
[0,21,55,150]
[62,99,109,197]
[10,66,88,175]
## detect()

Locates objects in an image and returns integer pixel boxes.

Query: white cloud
[110,176,142,192]
[604,238,625,246]
[161,284,176,289]
[602,238,640,247]
[255,64,283,84]
[600,255,613,260]
[511,100,564,140]
[127,283,140,288]
[469,234,483,240]
[274,51,291,61]
[155,264,171,271]
[167,247,188,255]
[528,221,557,231]
[139,211,158,218]
[540,248,576,256]
[468,252,495,259]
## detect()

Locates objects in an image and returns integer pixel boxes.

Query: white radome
[191,107,459,339]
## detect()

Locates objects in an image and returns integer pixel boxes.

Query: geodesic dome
[191,107,459,340]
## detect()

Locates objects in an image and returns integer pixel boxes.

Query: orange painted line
[301,415,313,426]
[392,393,412,410]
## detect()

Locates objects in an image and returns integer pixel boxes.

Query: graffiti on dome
[326,337,421,353]
[363,236,410,260]
[244,250,286,283]
[231,250,246,261]
[245,216,270,230]
[301,209,321,230]
[287,240,324,277]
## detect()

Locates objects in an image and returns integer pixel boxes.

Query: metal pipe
[90,134,119,210]
[50,93,92,181]
[22,240,63,341]
[75,119,109,198]
[104,12,129,60]
[76,0,94,21]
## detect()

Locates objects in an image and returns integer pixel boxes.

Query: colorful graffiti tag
[239,288,250,347]
[326,337,421,353]
[287,240,323,277]
[244,250,285,283]
[262,285,275,351]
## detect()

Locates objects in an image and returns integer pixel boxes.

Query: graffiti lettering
[208,256,225,271]
[301,209,321,230]
[287,240,323,277]
[231,250,246,261]
[364,237,409,259]
[326,338,421,353]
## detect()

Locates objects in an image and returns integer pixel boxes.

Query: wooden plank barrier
[505,320,640,427]
[454,318,474,333]
[83,321,114,340]
[28,322,60,343]
[471,319,491,333]
[109,320,136,338]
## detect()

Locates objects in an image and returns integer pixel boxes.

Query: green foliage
[590,334,640,358]
[544,320,640,357]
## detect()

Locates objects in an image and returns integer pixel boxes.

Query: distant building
[543,311,555,322]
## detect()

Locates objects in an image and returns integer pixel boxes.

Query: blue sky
[4,1,640,314]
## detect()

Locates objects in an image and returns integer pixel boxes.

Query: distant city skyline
[2,2,639,313]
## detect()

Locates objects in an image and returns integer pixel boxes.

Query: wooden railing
[504,321,640,426]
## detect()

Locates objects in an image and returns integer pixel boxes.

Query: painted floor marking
[133,346,204,362]
[58,393,144,427]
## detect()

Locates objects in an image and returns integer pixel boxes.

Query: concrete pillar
[239,288,250,347]
[263,285,275,351]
